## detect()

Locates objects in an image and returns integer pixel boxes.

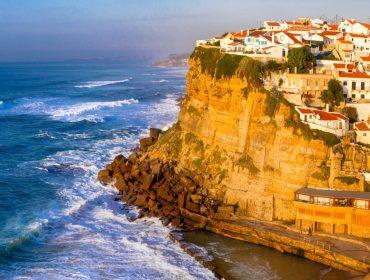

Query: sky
[0,0,370,62]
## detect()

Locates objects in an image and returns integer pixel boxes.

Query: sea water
[0,61,339,280]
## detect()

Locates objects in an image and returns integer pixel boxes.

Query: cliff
[147,47,339,222]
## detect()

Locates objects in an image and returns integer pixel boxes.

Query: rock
[142,174,154,190]
[150,161,162,175]
[97,169,112,185]
[178,193,186,208]
[113,154,125,165]
[135,194,148,208]
[214,205,235,219]
[186,201,200,213]
[190,194,202,204]
[115,178,127,191]
[140,137,155,150]
[150,128,162,140]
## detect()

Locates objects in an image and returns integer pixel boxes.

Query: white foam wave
[50,99,138,122]
[0,101,3,105]
[151,79,169,83]
[75,78,131,88]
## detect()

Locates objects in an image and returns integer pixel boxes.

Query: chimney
[272,32,275,43]
[247,29,250,36]
[241,29,243,35]
[325,103,330,112]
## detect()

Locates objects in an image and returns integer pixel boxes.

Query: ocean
[0,61,338,280]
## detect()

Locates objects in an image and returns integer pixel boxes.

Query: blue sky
[1,0,370,61]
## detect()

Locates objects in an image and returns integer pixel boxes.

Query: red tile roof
[339,72,370,79]
[328,24,338,30]
[249,30,268,37]
[361,56,370,62]
[333,63,355,70]
[287,25,321,32]
[321,31,341,36]
[233,30,249,38]
[359,22,370,29]
[337,38,353,44]
[266,21,281,27]
[347,33,369,39]
[297,107,348,121]
[355,121,370,131]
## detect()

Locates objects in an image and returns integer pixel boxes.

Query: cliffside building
[296,107,349,137]
[354,121,370,145]
[294,188,370,238]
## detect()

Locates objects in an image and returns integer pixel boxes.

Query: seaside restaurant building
[294,188,370,238]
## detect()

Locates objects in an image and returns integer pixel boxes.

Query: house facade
[354,121,370,145]
[337,71,370,100]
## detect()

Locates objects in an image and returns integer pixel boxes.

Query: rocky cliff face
[99,47,369,225]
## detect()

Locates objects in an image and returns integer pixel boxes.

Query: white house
[274,31,303,47]
[261,45,288,59]
[217,32,236,49]
[359,55,370,74]
[344,33,370,55]
[337,71,370,100]
[354,121,370,145]
[339,19,357,33]
[295,107,349,137]
[263,21,282,32]
[224,41,246,53]
[351,22,370,35]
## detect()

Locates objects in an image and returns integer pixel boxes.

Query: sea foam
[75,78,131,88]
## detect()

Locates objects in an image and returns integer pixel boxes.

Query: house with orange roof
[263,21,282,32]
[354,121,370,145]
[281,20,304,30]
[335,38,354,61]
[359,55,370,74]
[286,25,322,40]
[274,31,303,48]
[336,71,370,101]
[351,22,370,36]
[295,106,349,136]
[339,19,357,33]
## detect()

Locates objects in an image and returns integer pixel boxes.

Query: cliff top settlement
[197,17,370,146]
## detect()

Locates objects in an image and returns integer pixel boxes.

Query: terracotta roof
[347,33,370,39]
[297,107,348,121]
[265,21,280,27]
[355,121,370,131]
[321,31,341,36]
[328,24,338,30]
[287,25,321,32]
[337,38,353,44]
[296,188,370,200]
[284,21,303,25]
[333,63,355,70]
[282,31,302,45]
[297,107,314,114]
[339,72,370,79]
[249,30,268,37]
[233,30,249,38]
[361,56,370,62]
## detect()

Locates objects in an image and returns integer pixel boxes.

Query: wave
[0,101,3,106]
[151,79,169,83]
[75,78,131,88]
[50,99,139,122]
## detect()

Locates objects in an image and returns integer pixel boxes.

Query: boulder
[186,201,200,213]
[149,128,162,140]
[97,169,112,185]
[115,178,127,191]
[140,137,155,150]
[142,174,154,190]
[190,194,202,204]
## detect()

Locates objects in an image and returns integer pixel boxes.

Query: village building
[273,31,303,48]
[294,188,370,238]
[335,38,354,61]
[295,107,349,137]
[337,71,370,101]
[283,72,332,99]
[359,55,370,74]
[263,21,282,32]
[354,121,370,145]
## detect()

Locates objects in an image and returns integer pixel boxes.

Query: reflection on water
[182,230,359,280]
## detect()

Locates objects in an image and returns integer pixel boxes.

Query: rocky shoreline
[98,128,227,230]
[98,128,369,277]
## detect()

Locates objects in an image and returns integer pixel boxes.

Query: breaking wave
[151,79,169,83]
[75,78,131,88]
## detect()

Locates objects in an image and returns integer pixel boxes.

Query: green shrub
[187,105,201,116]
[216,54,243,79]
[311,164,330,181]
[235,155,259,176]
[336,176,359,185]
[341,106,358,123]
[193,158,202,168]
[190,47,220,76]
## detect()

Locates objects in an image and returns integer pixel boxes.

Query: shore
[98,131,370,277]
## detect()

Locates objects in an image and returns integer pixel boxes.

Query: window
[361,82,365,90]
[352,81,356,90]
[364,133,367,136]
[343,81,347,86]
[352,94,356,98]
[361,94,365,99]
